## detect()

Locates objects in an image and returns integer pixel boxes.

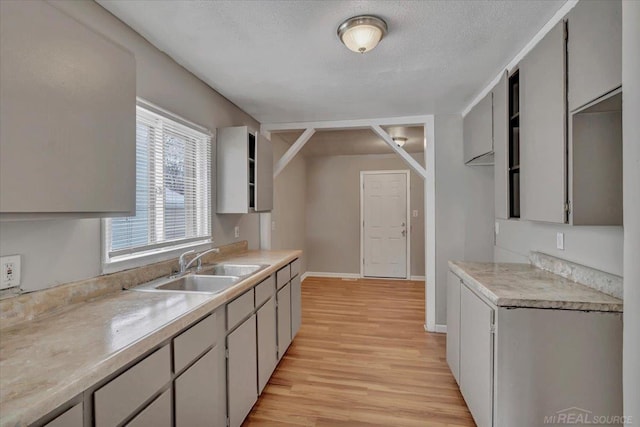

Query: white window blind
[106,104,211,260]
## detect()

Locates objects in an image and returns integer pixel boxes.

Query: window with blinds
[105,103,212,261]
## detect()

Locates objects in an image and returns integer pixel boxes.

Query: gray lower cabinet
[445,271,461,384]
[44,403,83,427]
[448,269,623,427]
[567,0,621,112]
[277,283,292,359]
[520,20,567,224]
[290,275,302,338]
[459,285,494,427]
[175,349,223,427]
[257,297,278,394]
[127,389,171,427]
[94,345,171,427]
[227,314,258,427]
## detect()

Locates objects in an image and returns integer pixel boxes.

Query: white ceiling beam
[461,0,579,117]
[262,115,434,133]
[273,127,315,178]
[370,125,427,180]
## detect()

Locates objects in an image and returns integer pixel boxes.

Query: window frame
[102,99,213,273]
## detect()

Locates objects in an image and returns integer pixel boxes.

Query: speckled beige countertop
[0,250,301,427]
[449,261,623,312]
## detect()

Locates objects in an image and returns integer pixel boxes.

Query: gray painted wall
[434,115,495,325]
[623,0,640,419]
[0,0,260,292]
[305,153,425,276]
[270,135,307,273]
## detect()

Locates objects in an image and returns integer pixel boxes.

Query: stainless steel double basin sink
[132,264,268,295]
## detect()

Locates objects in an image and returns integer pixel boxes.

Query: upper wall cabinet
[567,0,622,112]
[216,126,273,213]
[463,92,493,165]
[0,1,136,219]
[493,71,509,219]
[520,21,567,224]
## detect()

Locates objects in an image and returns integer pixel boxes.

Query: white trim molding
[301,272,361,281]
[461,0,579,117]
[410,275,426,281]
[435,324,448,334]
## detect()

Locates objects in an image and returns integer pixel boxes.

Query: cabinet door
[216,126,250,214]
[227,314,258,427]
[175,349,224,427]
[520,21,567,223]
[567,0,622,111]
[257,298,278,394]
[446,272,462,384]
[44,403,83,427]
[463,92,493,163]
[460,285,494,427]
[277,283,292,359]
[255,133,273,212]
[127,389,171,427]
[493,71,509,219]
[291,275,302,339]
[0,0,135,216]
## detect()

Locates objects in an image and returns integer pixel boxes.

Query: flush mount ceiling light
[337,15,388,54]
[392,136,408,147]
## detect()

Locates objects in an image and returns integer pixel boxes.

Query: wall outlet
[556,232,565,250]
[234,226,240,238]
[1,255,21,290]
[495,221,500,235]
[271,221,276,231]
[412,210,419,218]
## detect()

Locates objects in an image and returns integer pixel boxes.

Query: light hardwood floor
[244,277,475,427]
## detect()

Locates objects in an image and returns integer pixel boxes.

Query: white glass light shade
[341,25,383,53]
[337,16,388,54]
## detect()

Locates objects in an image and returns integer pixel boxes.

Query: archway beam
[273,127,315,178]
[370,124,427,180]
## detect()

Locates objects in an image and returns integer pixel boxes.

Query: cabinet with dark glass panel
[508,70,520,219]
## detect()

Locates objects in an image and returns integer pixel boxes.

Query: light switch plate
[234,226,240,238]
[1,255,21,290]
[412,210,419,218]
[556,232,565,250]
[495,221,500,235]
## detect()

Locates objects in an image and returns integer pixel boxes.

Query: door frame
[359,170,411,279]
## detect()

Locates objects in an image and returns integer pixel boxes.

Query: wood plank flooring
[244,277,475,427]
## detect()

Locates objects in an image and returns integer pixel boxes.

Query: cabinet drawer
[255,275,275,307]
[276,265,291,289]
[126,388,171,427]
[290,259,300,278]
[227,289,255,330]
[94,345,171,427]
[45,402,83,427]
[173,313,217,373]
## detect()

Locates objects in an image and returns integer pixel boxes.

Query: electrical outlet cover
[556,232,565,250]
[234,226,240,238]
[1,254,21,290]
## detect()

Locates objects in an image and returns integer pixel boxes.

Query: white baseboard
[301,271,360,281]
[302,272,424,282]
[424,324,447,333]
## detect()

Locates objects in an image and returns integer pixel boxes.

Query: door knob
[401,229,406,237]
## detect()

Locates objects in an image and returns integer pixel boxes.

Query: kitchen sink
[133,274,240,294]
[198,263,267,277]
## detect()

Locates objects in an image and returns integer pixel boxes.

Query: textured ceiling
[98,0,566,124]
[275,126,424,157]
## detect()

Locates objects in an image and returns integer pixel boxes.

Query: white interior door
[361,171,409,278]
